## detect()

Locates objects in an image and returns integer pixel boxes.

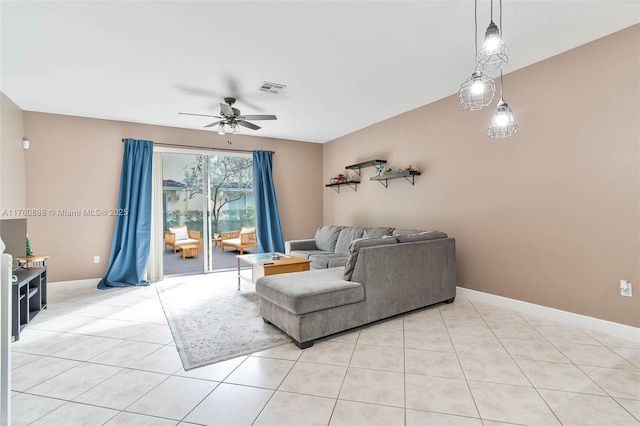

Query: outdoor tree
[183,155,253,234]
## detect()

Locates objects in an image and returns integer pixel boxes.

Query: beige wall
[24,113,323,281]
[323,25,640,327]
[0,92,26,212]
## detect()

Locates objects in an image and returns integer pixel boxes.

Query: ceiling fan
[179,97,277,135]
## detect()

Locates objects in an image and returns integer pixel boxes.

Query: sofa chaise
[256,227,456,348]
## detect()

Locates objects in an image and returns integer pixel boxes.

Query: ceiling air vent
[258,81,287,94]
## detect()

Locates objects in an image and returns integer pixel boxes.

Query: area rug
[156,280,292,370]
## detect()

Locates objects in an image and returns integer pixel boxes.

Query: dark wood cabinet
[11,267,47,342]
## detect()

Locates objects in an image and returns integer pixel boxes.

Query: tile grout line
[440,302,483,422]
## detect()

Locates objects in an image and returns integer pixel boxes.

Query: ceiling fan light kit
[459,0,518,139]
[179,96,277,137]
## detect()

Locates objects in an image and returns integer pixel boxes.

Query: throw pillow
[396,230,448,243]
[314,226,343,252]
[334,226,364,254]
[169,226,189,241]
[240,226,256,234]
[343,236,397,281]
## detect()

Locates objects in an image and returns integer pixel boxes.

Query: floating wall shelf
[325,181,360,193]
[345,159,387,176]
[370,171,421,188]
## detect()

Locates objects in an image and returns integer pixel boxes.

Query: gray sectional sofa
[256,226,456,348]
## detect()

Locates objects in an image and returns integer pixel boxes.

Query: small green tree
[183,156,253,234]
[25,234,33,257]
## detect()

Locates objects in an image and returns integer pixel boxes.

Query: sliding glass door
[160,150,254,276]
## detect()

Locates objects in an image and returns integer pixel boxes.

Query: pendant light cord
[499,0,504,99]
[500,0,503,36]
[474,0,478,62]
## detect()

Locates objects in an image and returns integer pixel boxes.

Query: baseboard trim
[456,286,640,343]
[49,278,101,286]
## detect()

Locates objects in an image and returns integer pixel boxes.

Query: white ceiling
[1,1,638,143]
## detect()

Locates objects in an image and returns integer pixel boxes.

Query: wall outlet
[620,280,632,297]
[94,255,100,264]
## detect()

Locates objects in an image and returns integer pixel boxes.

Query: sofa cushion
[362,227,395,239]
[240,226,256,234]
[175,238,199,246]
[344,236,397,281]
[169,226,189,241]
[309,253,347,269]
[328,256,347,268]
[314,226,343,252]
[256,267,364,315]
[334,226,364,254]
[291,250,331,259]
[396,230,448,243]
[221,237,242,246]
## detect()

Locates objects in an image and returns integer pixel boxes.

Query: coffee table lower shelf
[236,252,311,290]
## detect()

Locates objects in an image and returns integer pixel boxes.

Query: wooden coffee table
[236,252,311,290]
[180,244,200,259]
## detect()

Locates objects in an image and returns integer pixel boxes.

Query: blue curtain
[253,150,285,253]
[98,139,153,289]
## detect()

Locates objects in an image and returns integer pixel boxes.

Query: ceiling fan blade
[223,76,265,112]
[175,84,222,98]
[204,120,224,128]
[179,112,222,118]
[238,120,261,130]
[220,102,234,117]
[241,114,277,121]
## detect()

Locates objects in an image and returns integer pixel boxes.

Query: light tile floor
[10,271,640,425]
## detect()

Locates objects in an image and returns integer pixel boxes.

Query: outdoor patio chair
[164,226,201,253]
[220,226,257,255]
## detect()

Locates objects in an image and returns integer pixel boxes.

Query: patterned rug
[156,280,292,370]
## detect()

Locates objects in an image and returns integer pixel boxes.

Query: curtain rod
[120,138,273,154]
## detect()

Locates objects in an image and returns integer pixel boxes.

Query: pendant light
[487,1,517,139]
[459,0,495,111]
[478,0,509,72]
[487,71,518,138]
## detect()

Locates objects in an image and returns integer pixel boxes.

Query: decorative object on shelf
[406,164,419,174]
[376,165,391,175]
[459,0,495,111]
[25,234,33,257]
[330,177,338,184]
[337,173,346,183]
[477,0,509,73]
[347,173,355,182]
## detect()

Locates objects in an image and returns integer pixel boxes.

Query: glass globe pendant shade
[459,70,496,111]
[487,98,518,138]
[231,122,240,134]
[478,21,509,72]
[217,123,225,135]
